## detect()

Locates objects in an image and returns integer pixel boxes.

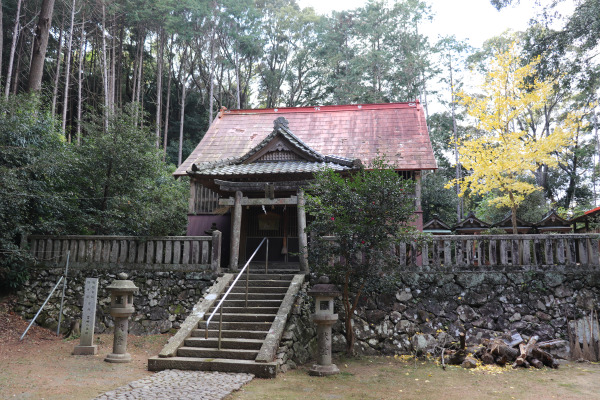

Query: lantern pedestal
[104,273,138,364]
[308,276,341,377]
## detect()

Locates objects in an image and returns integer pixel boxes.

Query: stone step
[246,273,297,280]
[226,286,289,294]
[198,321,274,331]
[193,329,268,340]
[218,299,284,308]
[248,269,300,274]
[206,313,275,323]
[184,337,264,350]
[148,356,278,379]
[226,279,294,287]
[207,306,281,314]
[220,292,285,301]
[177,347,259,360]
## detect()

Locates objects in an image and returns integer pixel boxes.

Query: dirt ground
[230,356,600,400]
[0,295,170,400]
[3,294,600,400]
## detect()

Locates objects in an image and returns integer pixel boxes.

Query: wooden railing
[397,234,600,270]
[26,232,222,272]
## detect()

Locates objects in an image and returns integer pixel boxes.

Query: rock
[461,357,478,369]
[457,273,485,289]
[366,310,387,324]
[396,290,413,302]
[410,333,436,354]
[457,305,479,322]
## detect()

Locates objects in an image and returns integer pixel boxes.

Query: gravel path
[93,370,254,400]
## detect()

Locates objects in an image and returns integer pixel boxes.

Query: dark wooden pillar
[297,189,309,274]
[230,190,243,271]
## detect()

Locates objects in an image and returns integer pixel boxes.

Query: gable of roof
[175,102,437,176]
[423,215,452,231]
[453,211,491,230]
[535,209,570,228]
[189,117,359,177]
[493,212,532,229]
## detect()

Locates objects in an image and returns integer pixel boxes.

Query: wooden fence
[26,231,222,272]
[398,234,600,269]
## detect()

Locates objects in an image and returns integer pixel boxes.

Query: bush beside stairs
[148,267,305,378]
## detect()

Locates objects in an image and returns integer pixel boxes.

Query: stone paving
[93,370,254,400]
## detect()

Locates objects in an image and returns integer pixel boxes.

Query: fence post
[212,230,222,273]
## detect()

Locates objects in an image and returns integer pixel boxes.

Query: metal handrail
[205,237,269,349]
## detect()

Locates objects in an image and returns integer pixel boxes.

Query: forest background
[0,0,599,288]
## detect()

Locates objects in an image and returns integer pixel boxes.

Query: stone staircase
[149,266,304,378]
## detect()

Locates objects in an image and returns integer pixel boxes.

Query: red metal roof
[174,102,437,176]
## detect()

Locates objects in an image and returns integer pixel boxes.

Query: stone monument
[308,275,341,376]
[73,278,99,355]
[104,273,138,363]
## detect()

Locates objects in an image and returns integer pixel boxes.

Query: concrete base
[308,363,340,376]
[105,352,132,363]
[72,345,98,355]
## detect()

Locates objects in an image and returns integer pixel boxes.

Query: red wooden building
[174,102,437,271]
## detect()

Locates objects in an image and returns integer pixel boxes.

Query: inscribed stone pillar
[73,278,98,355]
[230,190,243,271]
[297,189,309,274]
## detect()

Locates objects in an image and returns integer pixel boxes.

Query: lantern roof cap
[106,273,138,292]
[308,276,341,297]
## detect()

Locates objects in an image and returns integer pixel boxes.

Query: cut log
[529,358,543,369]
[481,352,495,365]
[515,336,538,366]
[531,348,559,369]
[490,339,519,359]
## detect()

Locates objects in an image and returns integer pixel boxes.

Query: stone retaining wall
[15,265,217,335]
[335,269,600,356]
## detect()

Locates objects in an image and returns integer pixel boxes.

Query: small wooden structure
[175,103,437,272]
[423,215,452,235]
[493,212,533,234]
[571,206,600,234]
[453,211,491,235]
[535,209,572,234]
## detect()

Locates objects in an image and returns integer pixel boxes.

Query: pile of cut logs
[442,333,559,369]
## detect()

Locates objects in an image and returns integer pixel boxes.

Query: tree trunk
[76,15,86,145]
[163,49,172,161]
[155,28,164,148]
[178,70,188,166]
[61,0,77,140]
[28,0,56,92]
[101,1,109,130]
[51,17,64,117]
[449,54,462,222]
[0,0,3,92]
[5,0,22,99]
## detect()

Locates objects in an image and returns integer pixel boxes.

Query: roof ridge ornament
[274,116,289,130]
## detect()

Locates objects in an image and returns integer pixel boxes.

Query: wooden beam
[215,179,308,192]
[230,191,243,271]
[219,196,298,206]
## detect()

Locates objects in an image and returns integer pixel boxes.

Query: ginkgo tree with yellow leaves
[447,42,585,234]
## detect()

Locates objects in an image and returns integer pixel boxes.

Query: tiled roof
[175,102,437,176]
[192,161,352,176]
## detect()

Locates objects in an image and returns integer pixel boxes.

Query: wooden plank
[69,240,78,263]
[466,240,473,266]
[101,240,111,262]
[182,241,190,264]
[522,239,531,265]
[489,239,497,266]
[556,238,565,265]
[215,179,308,192]
[421,243,429,266]
[128,240,137,263]
[444,240,452,266]
[202,240,209,264]
[398,243,406,267]
[173,240,181,264]
[93,240,102,262]
[219,196,298,206]
[590,238,600,267]
[512,239,520,265]
[545,239,554,265]
[155,241,164,264]
[78,239,86,262]
[118,240,128,263]
[432,241,440,267]
[500,240,508,265]
[146,241,155,263]
[191,240,200,264]
[578,238,588,265]
[456,240,463,266]
[136,241,145,263]
[165,240,173,264]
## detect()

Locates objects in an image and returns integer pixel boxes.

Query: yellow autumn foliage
[447,42,583,214]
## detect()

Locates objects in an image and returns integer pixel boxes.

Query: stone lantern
[308,275,341,376]
[104,272,138,363]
